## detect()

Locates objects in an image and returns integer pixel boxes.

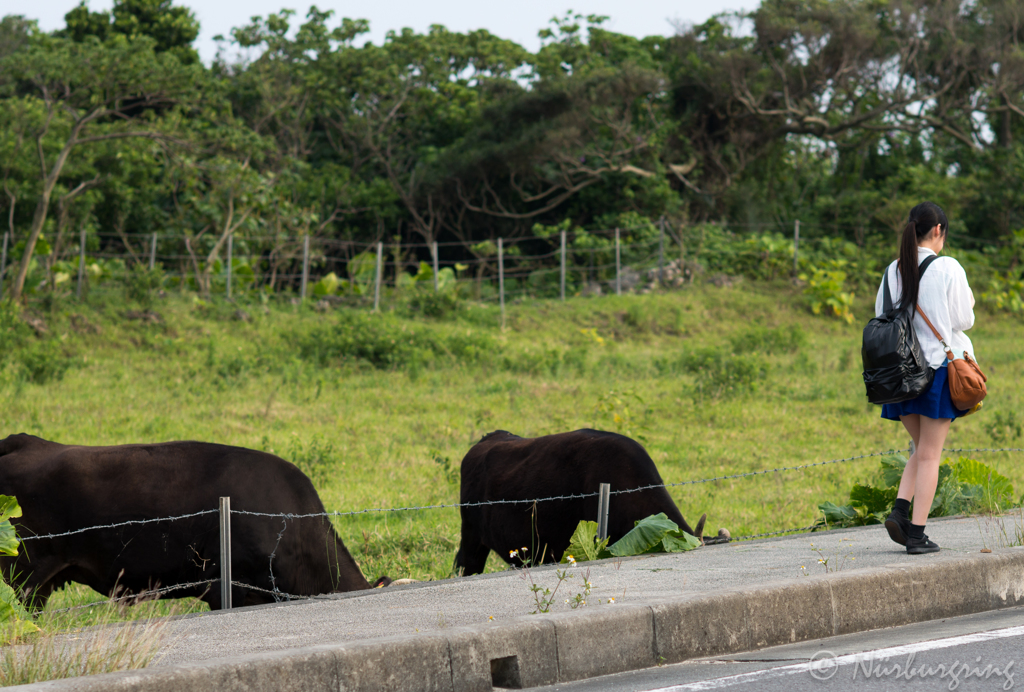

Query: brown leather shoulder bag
[916,307,987,410]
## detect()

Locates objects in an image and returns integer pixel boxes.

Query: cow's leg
[454,541,489,577]
[453,521,490,577]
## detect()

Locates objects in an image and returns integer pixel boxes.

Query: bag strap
[915,305,956,360]
[884,254,938,313]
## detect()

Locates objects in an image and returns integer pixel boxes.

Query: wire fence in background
[1,219,875,320]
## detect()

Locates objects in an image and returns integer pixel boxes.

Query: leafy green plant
[593,390,650,440]
[979,272,1024,315]
[559,513,700,564]
[561,521,610,562]
[431,450,459,485]
[800,262,855,324]
[0,495,38,643]
[817,455,1016,528]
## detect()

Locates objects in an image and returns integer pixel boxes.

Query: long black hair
[898,202,948,312]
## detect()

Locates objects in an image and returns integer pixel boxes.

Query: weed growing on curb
[809,538,856,573]
[513,550,597,614]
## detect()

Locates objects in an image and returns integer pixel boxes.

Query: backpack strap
[885,254,939,312]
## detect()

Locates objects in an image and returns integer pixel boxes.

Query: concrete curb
[16,548,1024,691]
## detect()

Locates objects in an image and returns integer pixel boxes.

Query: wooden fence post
[658,217,665,284]
[793,219,800,276]
[498,237,505,331]
[615,228,621,296]
[560,230,566,301]
[149,232,157,271]
[300,235,310,301]
[373,241,383,312]
[219,497,232,610]
[77,227,86,300]
[597,483,611,541]
[431,241,439,292]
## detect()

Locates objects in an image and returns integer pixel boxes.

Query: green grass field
[3,281,1022,619]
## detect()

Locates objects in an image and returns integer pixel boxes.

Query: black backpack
[861,255,938,405]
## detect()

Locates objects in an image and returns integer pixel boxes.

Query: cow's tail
[0,434,34,458]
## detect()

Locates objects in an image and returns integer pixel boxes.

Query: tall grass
[0,597,177,685]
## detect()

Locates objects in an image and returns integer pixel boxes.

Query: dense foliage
[4,0,1024,303]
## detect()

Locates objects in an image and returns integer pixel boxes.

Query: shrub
[729,325,806,355]
[679,346,770,400]
[299,312,497,370]
[123,265,165,308]
[17,341,75,385]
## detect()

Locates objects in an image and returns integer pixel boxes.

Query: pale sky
[8,0,761,62]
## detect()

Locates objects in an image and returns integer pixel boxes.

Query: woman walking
[879,202,977,555]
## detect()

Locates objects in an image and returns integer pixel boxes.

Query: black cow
[0,433,382,609]
[455,429,710,575]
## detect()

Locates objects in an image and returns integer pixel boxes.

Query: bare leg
[896,414,922,502]
[909,416,951,526]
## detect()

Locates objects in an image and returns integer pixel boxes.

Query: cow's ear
[372,576,392,588]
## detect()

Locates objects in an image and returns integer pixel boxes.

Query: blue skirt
[881,363,967,421]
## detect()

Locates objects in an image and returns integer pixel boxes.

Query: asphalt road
[523,604,1024,692]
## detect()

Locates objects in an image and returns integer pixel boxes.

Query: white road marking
[648,624,1024,691]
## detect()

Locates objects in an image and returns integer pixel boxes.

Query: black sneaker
[906,535,940,554]
[884,512,911,546]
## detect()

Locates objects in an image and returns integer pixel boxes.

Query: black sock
[893,499,911,518]
[908,523,926,540]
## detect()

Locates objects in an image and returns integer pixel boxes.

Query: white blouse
[873,247,977,369]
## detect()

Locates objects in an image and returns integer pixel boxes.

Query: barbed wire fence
[0,220,885,324]
[29,445,1024,615]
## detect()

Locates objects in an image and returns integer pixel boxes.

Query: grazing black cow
[455,429,710,576]
[0,433,382,609]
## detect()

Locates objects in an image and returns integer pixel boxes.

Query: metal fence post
[498,237,505,331]
[0,232,8,301]
[373,241,383,312]
[77,227,86,300]
[560,230,566,301]
[219,496,232,610]
[615,228,621,296]
[149,232,157,271]
[793,219,800,276]
[226,235,233,300]
[658,216,665,284]
[431,241,439,292]
[597,483,611,541]
[300,235,310,301]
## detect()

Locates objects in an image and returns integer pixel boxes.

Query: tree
[0,31,197,300]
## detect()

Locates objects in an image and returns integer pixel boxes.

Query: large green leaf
[607,513,679,557]
[560,520,610,563]
[0,579,37,643]
[660,531,701,553]
[880,455,907,488]
[849,483,896,515]
[0,496,21,557]
[817,501,860,527]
